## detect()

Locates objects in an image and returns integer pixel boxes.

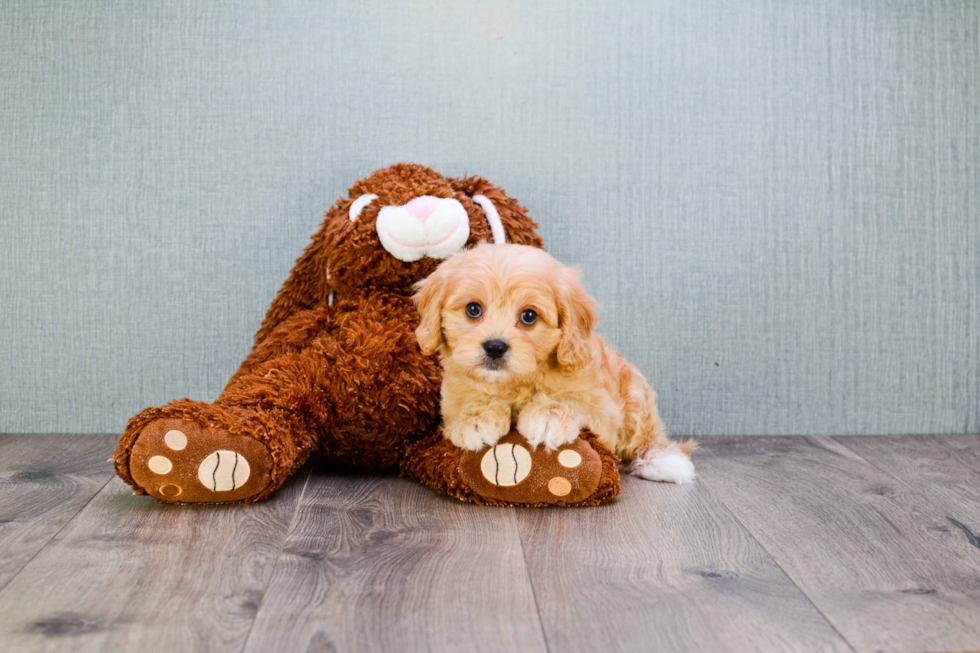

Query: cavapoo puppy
[413,242,695,483]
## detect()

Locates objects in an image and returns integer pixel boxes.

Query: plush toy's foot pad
[460,433,603,504]
[128,418,273,504]
[402,429,620,507]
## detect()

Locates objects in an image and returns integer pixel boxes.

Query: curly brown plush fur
[114,164,545,504]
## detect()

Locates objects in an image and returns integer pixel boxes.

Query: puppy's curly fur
[414,243,696,483]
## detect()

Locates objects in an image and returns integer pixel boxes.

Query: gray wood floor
[0,434,978,653]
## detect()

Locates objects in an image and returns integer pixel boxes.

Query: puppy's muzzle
[482,340,509,360]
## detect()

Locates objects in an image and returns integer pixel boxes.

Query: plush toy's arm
[402,429,621,507]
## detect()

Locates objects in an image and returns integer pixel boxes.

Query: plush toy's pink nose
[405,196,438,222]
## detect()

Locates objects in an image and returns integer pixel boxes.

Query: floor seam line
[830,436,980,550]
[0,472,115,596]
[826,435,980,641]
[237,465,314,653]
[696,446,859,653]
[513,509,552,653]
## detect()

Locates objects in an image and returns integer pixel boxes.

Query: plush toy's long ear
[255,227,331,345]
[556,266,600,371]
[254,198,356,345]
[449,176,544,249]
[413,263,451,356]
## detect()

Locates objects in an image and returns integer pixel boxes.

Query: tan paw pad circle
[548,477,572,496]
[481,443,532,486]
[164,429,187,451]
[159,483,182,498]
[197,450,251,491]
[557,450,582,468]
[148,455,173,475]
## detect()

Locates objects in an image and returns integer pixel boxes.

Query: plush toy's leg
[215,338,440,469]
[115,398,317,504]
[116,301,441,503]
[116,308,341,504]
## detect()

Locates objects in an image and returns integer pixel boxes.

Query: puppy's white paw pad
[634,452,696,484]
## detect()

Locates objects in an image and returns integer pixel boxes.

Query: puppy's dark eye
[519,309,538,326]
[465,302,483,319]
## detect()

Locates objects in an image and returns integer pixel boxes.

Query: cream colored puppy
[413,243,695,483]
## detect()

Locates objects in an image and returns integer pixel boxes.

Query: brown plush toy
[114,163,620,506]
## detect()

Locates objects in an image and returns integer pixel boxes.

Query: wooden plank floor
[696,436,980,653]
[0,434,978,652]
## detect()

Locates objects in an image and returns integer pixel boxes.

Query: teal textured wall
[1,1,977,434]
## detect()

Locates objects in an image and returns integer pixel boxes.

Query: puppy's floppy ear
[556,266,599,371]
[413,261,452,356]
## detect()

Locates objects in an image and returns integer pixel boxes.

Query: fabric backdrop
[1,1,977,435]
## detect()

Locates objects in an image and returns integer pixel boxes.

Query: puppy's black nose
[482,339,509,359]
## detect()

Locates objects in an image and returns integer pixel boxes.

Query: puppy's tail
[630,438,697,484]
[678,438,698,457]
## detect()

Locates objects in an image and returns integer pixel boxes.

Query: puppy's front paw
[517,404,581,451]
[445,411,510,452]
